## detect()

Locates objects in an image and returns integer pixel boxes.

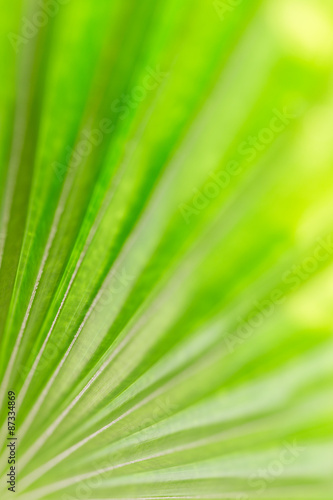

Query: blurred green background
[0,0,333,499]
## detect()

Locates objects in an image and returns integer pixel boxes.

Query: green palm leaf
[1,0,333,499]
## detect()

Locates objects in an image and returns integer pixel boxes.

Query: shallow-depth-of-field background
[1,1,333,499]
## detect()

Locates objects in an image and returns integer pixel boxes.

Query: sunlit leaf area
[1,0,333,499]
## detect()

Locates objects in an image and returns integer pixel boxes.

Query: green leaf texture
[1,0,333,499]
